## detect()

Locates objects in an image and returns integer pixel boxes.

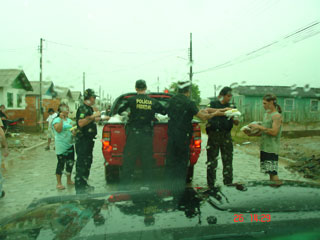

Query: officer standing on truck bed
[75,89,109,194]
[206,86,239,189]
[166,81,227,190]
[118,79,166,188]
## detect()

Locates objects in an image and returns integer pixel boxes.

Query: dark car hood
[1,181,320,240]
[211,181,320,212]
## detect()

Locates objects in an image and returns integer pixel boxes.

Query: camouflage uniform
[206,130,233,186]
[206,100,235,187]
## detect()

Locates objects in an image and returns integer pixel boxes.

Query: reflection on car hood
[211,180,320,212]
[1,181,320,240]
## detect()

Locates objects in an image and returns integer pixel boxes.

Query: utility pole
[102,90,105,109]
[82,72,86,97]
[214,84,217,98]
[39,38,44,131]
[189,33,193,99]
[99,85,101,110]
[157,76,160,92]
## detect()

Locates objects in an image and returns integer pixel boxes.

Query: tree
[167,82,201,106]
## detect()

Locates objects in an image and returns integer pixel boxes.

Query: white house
[0,69,33,110]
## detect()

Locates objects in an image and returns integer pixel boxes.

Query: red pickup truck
[101,92,202,184]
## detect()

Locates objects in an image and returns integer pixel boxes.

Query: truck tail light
[103,140,113,152]
[192,127,201,149]
[194,138,201,148]
[102,130,112,152]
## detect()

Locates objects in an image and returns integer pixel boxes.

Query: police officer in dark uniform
[206,87,239,188]
[75,89,106,194]
[166,81,224,190]
[118,80,166,187]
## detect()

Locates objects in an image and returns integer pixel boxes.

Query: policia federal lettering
[118,80,166,186]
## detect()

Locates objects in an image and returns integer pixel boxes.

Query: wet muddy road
[0,129,306,221]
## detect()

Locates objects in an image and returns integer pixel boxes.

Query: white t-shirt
[46,113,58,129]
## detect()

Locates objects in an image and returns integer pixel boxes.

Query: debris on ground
[286,156,320,180]
[6,132,46,150]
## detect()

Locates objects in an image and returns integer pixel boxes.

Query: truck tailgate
[153,123,168,166]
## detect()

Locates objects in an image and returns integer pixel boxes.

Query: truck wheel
[186,165,194,183]
[105,165,120,184]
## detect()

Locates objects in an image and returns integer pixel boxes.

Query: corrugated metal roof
[0,69,33,91]
[55,86,73,99]
[27,81,55,96]
[233,85,320,98]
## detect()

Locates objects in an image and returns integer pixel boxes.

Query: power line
[195,20,320,74]
[199,0,280,51]
[88,51,181,76]
[45,39,185,55]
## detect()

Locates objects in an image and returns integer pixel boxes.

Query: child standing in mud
[244,94,282,183]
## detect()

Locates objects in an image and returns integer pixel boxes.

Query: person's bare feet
[56,184,66,190]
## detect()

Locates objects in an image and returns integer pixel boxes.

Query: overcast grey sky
[1,0,320,99]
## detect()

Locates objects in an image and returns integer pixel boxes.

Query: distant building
[0,69,35,129]
[26,81,60,129]
[54,86,73,104]
[70,91,82,119]
[0,69,33,109]
[232,85,320,123]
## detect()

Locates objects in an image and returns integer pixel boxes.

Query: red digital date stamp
[234,214,271,223]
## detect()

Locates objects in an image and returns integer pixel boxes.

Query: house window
[284,98,294,112]
[311,100,319,112]
[17,94,23,108]
[7,92,13,108]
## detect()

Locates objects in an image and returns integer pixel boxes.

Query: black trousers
[56,146,75,175]
[206,130,233,187]
[121,128,154,185]
[166,130,190,189]
[75,137,95,191]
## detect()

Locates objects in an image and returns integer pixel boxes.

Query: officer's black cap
[135,79,147,89]
[84,88,98,99]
